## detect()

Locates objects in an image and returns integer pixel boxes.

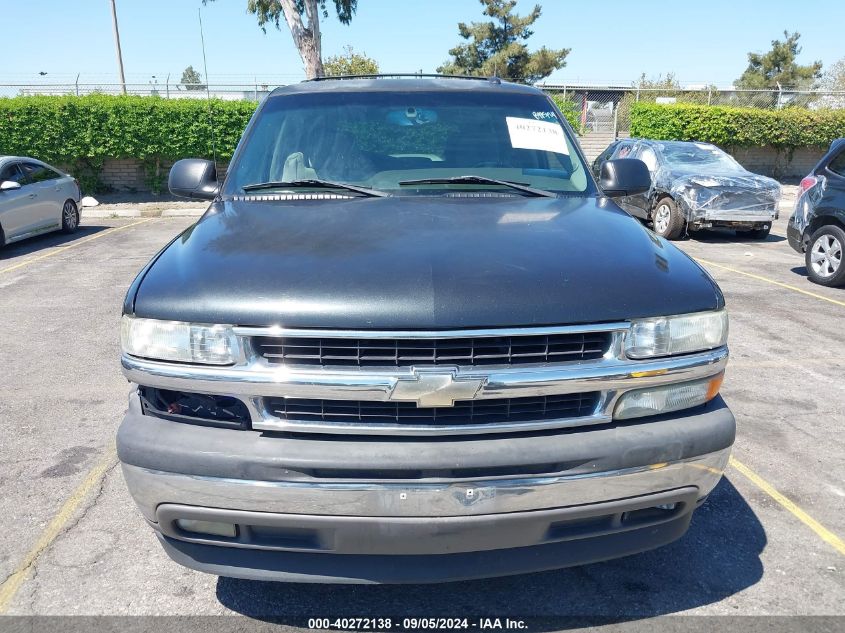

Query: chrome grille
[255,331,610,367]
[264,392,600,427]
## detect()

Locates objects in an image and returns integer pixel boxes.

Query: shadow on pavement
[688,228,786,244]
[216,478,765,624]
[789,266,845,290]
[0,225,112,261]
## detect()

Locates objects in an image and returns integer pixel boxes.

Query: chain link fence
[3,79,844,136]
[0,82,280,101]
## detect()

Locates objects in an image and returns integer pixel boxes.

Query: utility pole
[109,0,127,94]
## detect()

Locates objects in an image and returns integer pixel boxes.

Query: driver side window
[611,142,634,160]
[828,150,845,178]
[0,163,26,185]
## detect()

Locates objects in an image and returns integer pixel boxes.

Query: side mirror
[168,158,219,200]
[0,180,22,191]
[599,158,651,197]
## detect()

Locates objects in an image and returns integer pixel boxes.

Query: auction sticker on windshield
[505,117,569,155]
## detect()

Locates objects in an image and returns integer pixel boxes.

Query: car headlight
[614,373,724,420]
[625,309,728,359]
[120,315,238,365]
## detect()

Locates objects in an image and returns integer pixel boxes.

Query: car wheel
[61,200,80,234]
[652,197,685,240]
[740,225,771,240]
[805,225,845,287]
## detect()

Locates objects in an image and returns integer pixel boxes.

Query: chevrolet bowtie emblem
[389,370,486,407]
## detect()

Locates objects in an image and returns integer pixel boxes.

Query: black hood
[129,195,721,328]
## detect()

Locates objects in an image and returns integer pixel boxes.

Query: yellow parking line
[0,449,117,613]
[695,257,845,308]
[0,218,154,275]
[730,457,845,557]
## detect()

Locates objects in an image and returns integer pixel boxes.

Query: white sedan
[0,156,82,246]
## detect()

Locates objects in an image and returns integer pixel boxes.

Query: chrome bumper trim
[122,447,731,522]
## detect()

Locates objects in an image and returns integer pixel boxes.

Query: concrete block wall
[578,132,618,164]
[728,146,820,180]
[71,158,228,192]
[100,159,145,190]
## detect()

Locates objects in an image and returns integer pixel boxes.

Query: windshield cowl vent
[232,193,356,202]
[442,191,519,198]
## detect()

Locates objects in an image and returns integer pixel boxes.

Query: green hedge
[549,95,581,132]
[630,102,845,148]
[0,95,257,192]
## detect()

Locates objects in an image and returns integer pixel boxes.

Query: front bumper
[787,211,808,254]
[702,213,775,224]
[694,209,777,225]
[155,487,702,584]
[118,392,734,583]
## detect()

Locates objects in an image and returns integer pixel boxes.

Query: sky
[0,0,842,88]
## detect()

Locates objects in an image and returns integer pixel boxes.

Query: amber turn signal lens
[706,371,725,401]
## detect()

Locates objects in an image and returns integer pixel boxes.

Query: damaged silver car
[593,139,781,240]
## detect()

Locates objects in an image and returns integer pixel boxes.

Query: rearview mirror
[168,158,219,200]
[599,158,651,197]
[0,180,22,191]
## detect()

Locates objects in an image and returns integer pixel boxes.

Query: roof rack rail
[308,73,502,83]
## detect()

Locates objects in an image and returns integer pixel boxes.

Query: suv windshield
[225,89,591,196]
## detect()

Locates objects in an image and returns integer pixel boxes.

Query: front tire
[805,225,845,287]
[61,200,79,234]
[652,197,685,240]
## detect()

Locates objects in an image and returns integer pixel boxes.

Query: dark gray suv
[117,76,734,583]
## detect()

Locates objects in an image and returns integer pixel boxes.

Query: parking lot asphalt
[0,209,843,623]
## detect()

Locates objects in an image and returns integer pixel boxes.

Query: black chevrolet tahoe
[117,76,734,584]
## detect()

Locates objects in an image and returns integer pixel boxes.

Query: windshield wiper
[242,179,388,197]
[398,175,557,198]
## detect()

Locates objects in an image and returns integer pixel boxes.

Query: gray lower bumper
[156,489,699,583]
[117,394,734,582]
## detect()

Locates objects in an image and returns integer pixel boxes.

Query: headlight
[614,372,724,420]
[120,316,238,365]
[626,309,728,359]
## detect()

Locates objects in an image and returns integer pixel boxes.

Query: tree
[323,45,379,76]
[819,57,845,91]
[735,31,822,90]
[436,0,569,84]
[180,65,206,90]
[634,72,681,90]
[206,1,358,79]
